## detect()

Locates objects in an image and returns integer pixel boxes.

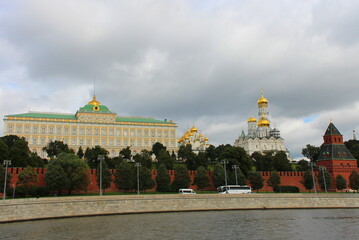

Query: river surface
[1,209,358,240]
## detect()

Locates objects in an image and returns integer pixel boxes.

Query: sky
[1,0,359,159]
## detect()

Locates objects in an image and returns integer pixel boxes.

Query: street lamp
[232,165,239,185]
[319,166,327,193]
[135,163,141,195]
[2,160,11,200]
[97,155,105,196]
[309,162,317,194]
[221,160,228,193]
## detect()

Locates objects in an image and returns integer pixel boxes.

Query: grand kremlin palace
[3,96,178,158]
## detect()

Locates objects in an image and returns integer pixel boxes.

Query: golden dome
[204,137,209,141]
[185,136,189,140]
[188,132,193,136]
[257,90,268,105]
[88,95,101,105]
[247,116,257,123]
[198,133,204,137]
[258,115,270,127]
[190,126,198,133]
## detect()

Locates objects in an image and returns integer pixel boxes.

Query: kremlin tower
[234,91,292,160]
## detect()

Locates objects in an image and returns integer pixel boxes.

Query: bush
[7,185,49,198]
[273,186,300,193]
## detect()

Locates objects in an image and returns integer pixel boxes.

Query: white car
[178,189,196,194]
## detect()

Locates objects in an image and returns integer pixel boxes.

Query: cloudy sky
[1,0,359,159]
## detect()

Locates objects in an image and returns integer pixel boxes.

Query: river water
[1,209,358,240]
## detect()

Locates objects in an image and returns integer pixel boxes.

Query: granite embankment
[1,194,359,223]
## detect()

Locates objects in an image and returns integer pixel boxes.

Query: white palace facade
[234,91,292,160]
[3,96,178,158]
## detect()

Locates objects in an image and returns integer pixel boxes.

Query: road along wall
[1,194,359,223]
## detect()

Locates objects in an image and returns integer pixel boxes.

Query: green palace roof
[5,112,77,120]
[78,104,112,113]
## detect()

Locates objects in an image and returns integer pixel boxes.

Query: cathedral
[233,91,292,160]
[178,126,209,154]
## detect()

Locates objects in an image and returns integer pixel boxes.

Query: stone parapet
[1,194,359,223]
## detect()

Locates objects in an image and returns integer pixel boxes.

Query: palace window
[25,126,30,133]
[170,130,175,138]
[95,139,99,145]
[57,127,61,134]
[64,127,69,134]
[33,126,37,134]
[72,127,77,135]
[137,129,142,137]
[41,127,46,134]
[157,130,162,137]
[144,130,149,137]
[102,128,107,136]
[102,139,107,146]
[116,139,121,146]
[130,129,135,136]
[164,131,168,137]
[144,140,148,147]
[32,138,37,145]
[109,139,114,146]
[79,128,84,135]
[124,129,128,136]
[137,140,141,147]
[116,128,121,136]
[151,130,155,137]
[94,128,99,135]
[87,139,91,146]
[124,140,128,146]
[79,138,84,145]
[109,128,114,136]
[7,125,13,133]
[71,138,76,145]
[130,140,134,147]
[64,138,68,144]
[49,127,54,134]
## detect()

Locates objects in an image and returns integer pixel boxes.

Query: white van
[179,189,196,194]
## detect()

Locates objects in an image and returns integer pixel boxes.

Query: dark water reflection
[1,209,358,240]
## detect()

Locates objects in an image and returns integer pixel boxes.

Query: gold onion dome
[204,137,209,141]
[190,126,198,133]
[258,116,270,127]
[247,116,257,123]
[88,95,101,105]
[198,133,204,137]
[257,92,268,105]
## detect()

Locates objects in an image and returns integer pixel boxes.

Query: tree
[335,175,347,191]
[114,162,134,192]
[349,171,359,191]
[248,172,264,192]
[205,144,217,162]
[96,161,112,192]
[297,159,310,171]
[77,146,84,159]
[157,149,174,170]
[317,167,332,191]
[45,163,67,195]
[267,171,281,191]
[0,164,12,193]
[229,167,247,185]
[302,144,321,162]
[155,164,171,192]
[212,163,225,187]
[9,138,30,167]
[27,152,46,167]
[172,165,191,191]
[120,146,132,160]
[193,166,210,190]
[152,142,167,158]
[133,149,152,169]
[18,166,38,197]
[273,151,291,171]
[345,140,359,166]
[84,146,109,168]
[45,153,90,195]
[217,145,253,176]
[139,167,155,191]
[252,152,265,171]
[301,170,314,192]
[0,139,10,162]
[42,140,73,158]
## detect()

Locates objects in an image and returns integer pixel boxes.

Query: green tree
[193,166,210,190]
[120,146,132,160]
[18,166,38,197]
[9,138,30,167]
[273,151,291,171]
[114,162,134,192]
[45,153,90,195]
[45,163,67,195]
[252,151,265,171]
[267,171,281,191]
[84,146,109,168]
[0,139,10,162]
[302,144,321,162]
[157,149,174,170]
[248,172,264,192]
[212,163,225,187]
[297,159,310,171]
[205,144,217,162]
[155,164,171,192]
[172,165,191,191]
[349,170,359,191]
[217,145,253,176]
[345,140,359,166]
[301,170,314,192]
[139,167,155,191]
[27,152,46,167]
[0,135,22,149]
[335,175,347,191]
[77,146,84,159]
[42,140,73,158]
[262,152,275,171]
[178,144,193,161]
[317,167,332,191]
[96,161,112,192]
[133,149,152,169]
[229,167,247,185]
[151,142,167,158]
[0,164,12,193]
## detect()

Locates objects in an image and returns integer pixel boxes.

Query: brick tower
[316,122,358,181]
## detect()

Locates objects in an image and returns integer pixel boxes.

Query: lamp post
[221,160,228,193]
[232,165,239,185]
[135,163,141,195]
[320,166,327,193]
[2,160,11,200]
[97,155,105,196]
[309,162,317,194]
